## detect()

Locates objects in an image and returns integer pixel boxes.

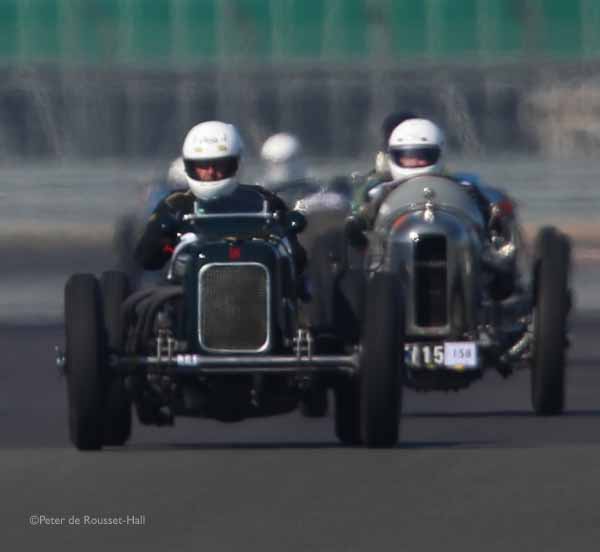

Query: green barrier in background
[2,0,600,65]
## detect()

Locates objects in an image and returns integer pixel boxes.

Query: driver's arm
[356,180,397,228]
[134,199,179,271]
[260,188,307,274]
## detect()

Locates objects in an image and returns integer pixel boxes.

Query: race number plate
[443,342,478,368]
[404,342,478,370]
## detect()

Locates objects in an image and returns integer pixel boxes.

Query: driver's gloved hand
[178,232,198,244]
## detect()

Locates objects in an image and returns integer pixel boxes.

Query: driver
[260,132,321,207]
[351,111,418,210]
[356,118,522,299]
[358,118,510,224]
[134,121,306,276]
[260,129,351,223]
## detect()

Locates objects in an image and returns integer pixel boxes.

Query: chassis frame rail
[110,353,359,376]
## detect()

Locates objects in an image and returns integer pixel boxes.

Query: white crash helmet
[388,118,445,181]
[182,121,243,200]
[165,156,188,191]
[260,132,308,188]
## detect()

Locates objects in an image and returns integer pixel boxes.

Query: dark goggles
[390,146,441,168]
[184,156,239,181]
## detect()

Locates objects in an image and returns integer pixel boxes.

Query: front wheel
[65,274,106,450]
[531,227,571,415]
[360,272,404,447]
[100,270,132,446]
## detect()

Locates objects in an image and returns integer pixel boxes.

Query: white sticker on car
[443,342,478,368]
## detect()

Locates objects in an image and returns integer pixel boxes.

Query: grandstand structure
[0,1,598,158]
[3,0,599,65]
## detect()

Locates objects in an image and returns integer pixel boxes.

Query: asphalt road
[0,313,599,550]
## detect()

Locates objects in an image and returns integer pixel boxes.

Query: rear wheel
[304,229,341,331]
[113,213,142,287]
[360,272,404,447]
[100,271,132,446]
[65,274,106,450]
[531,227,571,415]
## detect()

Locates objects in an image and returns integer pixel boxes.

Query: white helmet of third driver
[388,118,445,181]
[260,132,308,187]
[182,121,244,200]
[166,156,188,191]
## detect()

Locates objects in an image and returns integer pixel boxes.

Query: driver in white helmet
[350,111,419,210]
[355,118,522,299]
[359,118,511,226]
[365,118,447,207]
[135,121,306,276]
[260,132,321,207]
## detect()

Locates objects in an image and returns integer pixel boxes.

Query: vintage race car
[113,176,352,289]
[58,200,399,450]
[345,174,572,415]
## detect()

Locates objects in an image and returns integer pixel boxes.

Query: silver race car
[342,174,572,442]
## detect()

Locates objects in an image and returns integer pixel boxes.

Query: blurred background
[1,0,599,322]
[3,0,600,158]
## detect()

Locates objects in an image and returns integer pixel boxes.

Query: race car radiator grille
[414,235,447,327]
[198,263,270,352]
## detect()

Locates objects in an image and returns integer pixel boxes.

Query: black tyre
[334,375,361,445]
[113,213,142,287]
[304,228,346,331]
[101,270,130,351]
[531,227,571,415]
[65,274,106,451]
[360,272,404,447]
[100,270,132,446]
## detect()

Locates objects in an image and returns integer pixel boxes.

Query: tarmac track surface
[1,314,600,550]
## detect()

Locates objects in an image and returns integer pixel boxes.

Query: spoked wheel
[531,227,571,415]
[359,272,404,448]
[65,274,106,451]
[100,271,132,446]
